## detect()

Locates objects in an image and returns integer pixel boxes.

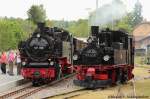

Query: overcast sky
[0,0,149,21]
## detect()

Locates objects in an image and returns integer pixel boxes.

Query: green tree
[49,19,89,37]
[0,18,35,51]
[27,5,46,24]
[115,14,132,33]
[130,0,143,27]
[46,20,54,27]
[68,19,89,37]
[101,0,143,33]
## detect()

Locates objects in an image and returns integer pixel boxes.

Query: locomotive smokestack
[37,22,45,32]
[91,26,99,36]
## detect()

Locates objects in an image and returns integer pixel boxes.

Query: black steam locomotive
[73,26,134,88]
[18,23,73,85]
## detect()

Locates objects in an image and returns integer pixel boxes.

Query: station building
[132,22,150,56]
[133,22,150,49]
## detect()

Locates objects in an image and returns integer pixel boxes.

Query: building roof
[133,22,150,41]
[137,35,150,42]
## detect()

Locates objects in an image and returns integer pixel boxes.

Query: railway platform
[0,67,24,92]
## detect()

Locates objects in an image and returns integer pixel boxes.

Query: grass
[135,79,150,97]
[133,67,150,77]
[135,56,150,69]
[135,56,146,65]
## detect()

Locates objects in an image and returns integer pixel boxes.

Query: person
[8,50,15,75]
[0,52,7,74]
[0,53,1,71]
[16,51,21,75]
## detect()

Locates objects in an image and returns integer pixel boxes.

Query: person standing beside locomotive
[0,52,1,72]
[0,52,7,74]
[16,51,21,75]
[7,50,15,75]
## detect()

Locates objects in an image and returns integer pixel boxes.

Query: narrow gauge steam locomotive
[18,23,75,85]
[73,26,134,88]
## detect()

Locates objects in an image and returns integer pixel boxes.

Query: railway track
[27,75,83,99]
[0,83,32,99]
[43,85,104,99]
[0,73,76,99]
[44,88,87,99]
[1,74,148,99]
[44,76,147,99]
[39,67,150,99]
[115,79,137,99]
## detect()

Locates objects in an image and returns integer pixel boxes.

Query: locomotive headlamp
[73,55,78,60]
[50,61,54,65]
[87,37,92,43]
[103,55,110,61]
[22,62,26,66]
[37,34,40,38]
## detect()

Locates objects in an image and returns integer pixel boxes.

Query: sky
[0,0,149,21]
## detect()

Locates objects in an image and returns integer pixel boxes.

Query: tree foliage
[130,1,143,27]
[115,13,133,33]
[27,5,46,24]
[67,19,89,37]
[48,19,89,37]
[103,1,143,34]
[0,18,35,51]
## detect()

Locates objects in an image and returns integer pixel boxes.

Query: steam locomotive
[73,26,134,88]
[18,23,74,85]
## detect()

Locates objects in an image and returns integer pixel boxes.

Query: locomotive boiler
[73,26,134,88]
[18,23,73,85]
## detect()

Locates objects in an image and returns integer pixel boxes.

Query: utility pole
[96,0,98,10]
[85,8,92,36]
[111,0,114,29]
[95,0,99,26]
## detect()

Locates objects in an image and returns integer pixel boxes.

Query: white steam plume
[89,0,127,26]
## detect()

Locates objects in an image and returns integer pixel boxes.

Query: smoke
[89,0,127,26]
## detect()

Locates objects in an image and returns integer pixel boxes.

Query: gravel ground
[27,76,83,99]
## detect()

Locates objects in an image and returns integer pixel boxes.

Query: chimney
[91,26,99,36]
[37,22,45,32]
